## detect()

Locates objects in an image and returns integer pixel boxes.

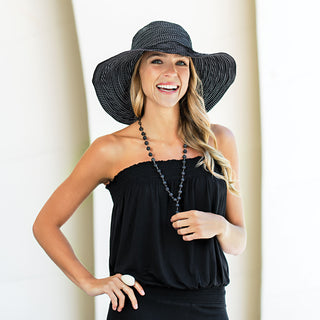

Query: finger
[122,286,138,310]
[114,273,122,280]
[114,276,126,287]
[172,219,190,229]
[115,277,140,310]
[177,226,193,236]
[113,286,126,312]
[170,211,192,222]
[106,290,119,311]
[134,280,145,296]
[182,233,196,241]
[111,279,127,311]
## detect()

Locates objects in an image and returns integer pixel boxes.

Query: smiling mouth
[156,84,179,92]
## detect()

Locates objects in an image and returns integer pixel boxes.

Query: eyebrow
[145,52,166,60]
[145,52,189,61]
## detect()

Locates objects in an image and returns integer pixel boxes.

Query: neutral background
[0,1,95,319]
[0,0,319,319]
[256,1,320,319]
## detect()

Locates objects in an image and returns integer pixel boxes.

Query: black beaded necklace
[138,118,187,214]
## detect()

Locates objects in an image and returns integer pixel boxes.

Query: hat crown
[131,21,193,51]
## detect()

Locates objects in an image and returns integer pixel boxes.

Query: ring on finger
[121,274,135,287]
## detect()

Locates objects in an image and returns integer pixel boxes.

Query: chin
[158,99,181,109]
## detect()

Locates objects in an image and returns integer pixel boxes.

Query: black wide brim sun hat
[92,21,236,125]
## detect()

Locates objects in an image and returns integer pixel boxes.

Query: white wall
[0,1,94,319]
[72,1,261,319]
[256,1,320,319]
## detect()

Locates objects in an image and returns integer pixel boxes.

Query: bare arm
[33,138,104,290]
[214,124,246,255]
[171,124,246,255]
[33,136,144,311]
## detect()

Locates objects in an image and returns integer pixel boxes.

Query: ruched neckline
[107,156,203,186]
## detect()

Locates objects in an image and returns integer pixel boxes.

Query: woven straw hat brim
[92,48,236,125]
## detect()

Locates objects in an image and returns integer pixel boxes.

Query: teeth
[157,84,178,90]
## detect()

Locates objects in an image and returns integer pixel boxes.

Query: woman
[33,21,246,319]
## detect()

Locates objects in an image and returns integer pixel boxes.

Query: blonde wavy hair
[130,54,239,196]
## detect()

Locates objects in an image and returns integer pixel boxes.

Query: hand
[82,274,145,312]
[170,210,226,241]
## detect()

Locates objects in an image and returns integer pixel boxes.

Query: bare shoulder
[90,123,137,156]
[68,133,119,186]
[90,132,123,161]
[210,123,237,153]
[87,123,144,182]
[88,130,130,170]
[209,123,240,175]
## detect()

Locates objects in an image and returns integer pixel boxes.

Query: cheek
[139,71,151,95]
[180,71,190,95]
[139,66,157,95]
[139,75,147,94]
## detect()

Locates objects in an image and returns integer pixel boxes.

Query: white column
[256,1,320,319]
[0,1,94,319]
[72,1,261,319]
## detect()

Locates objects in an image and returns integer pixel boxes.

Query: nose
[163,62,177,76]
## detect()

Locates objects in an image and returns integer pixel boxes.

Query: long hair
[130,55,239,196]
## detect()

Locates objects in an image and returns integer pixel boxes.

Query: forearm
[217,216,246,255]
[33,220,94,293]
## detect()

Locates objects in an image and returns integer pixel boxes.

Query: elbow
[32,215,48,242]
[32,218,41,242]
[227,245,246,256]
[32,214,62,244]
[221,228,247,256]
[223,243,246,256]
[233,235,247,255]
[233,229,247,255]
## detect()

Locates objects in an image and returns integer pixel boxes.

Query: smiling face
[138,51,190,111]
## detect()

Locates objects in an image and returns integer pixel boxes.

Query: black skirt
[107,285,229,320]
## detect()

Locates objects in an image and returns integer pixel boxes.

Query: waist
[142,284,226,305]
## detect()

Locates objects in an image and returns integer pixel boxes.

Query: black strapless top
[106,156,229,289]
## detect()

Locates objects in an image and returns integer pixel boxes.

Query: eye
[151,59,162,64]
[176,60,188,66]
